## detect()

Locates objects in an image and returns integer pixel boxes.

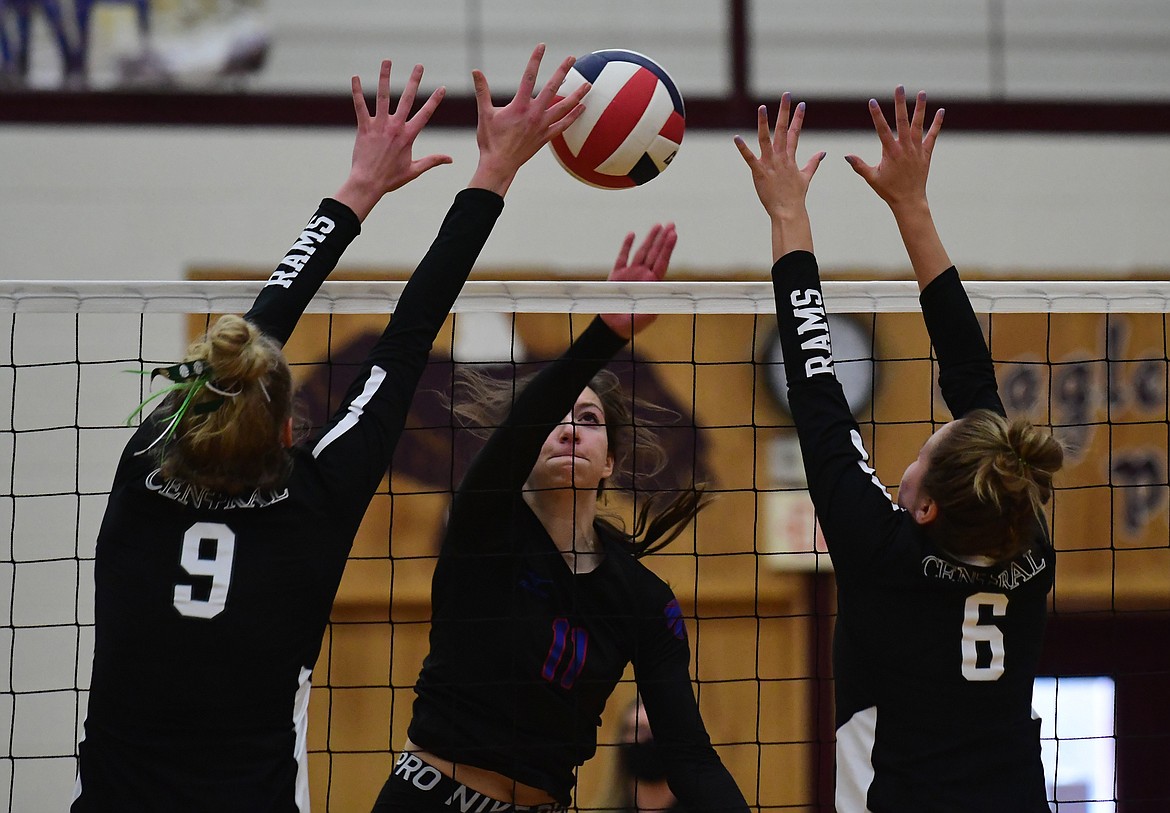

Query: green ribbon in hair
[125,360,227,454]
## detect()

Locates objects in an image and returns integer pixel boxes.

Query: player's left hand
[468,43,590,196]
[601,223,676,339]
[846,85,945,211]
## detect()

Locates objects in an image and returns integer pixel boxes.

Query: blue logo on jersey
[664,599,686,641]
[520,570,552,599]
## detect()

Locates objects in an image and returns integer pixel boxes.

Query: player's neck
[524,489,602,572]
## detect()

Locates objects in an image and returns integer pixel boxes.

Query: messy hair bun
[923,409,1064,563]
[156,315,293,494]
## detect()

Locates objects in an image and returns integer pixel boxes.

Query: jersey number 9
[173,522,237,619]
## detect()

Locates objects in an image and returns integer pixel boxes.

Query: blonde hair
[155,315,293,494]
[923,409,1064,562]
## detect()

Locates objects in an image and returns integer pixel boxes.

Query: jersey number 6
[961,592,1007,682]
[173,522,236,619]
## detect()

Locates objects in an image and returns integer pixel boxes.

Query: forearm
[245,198,361,346]
[388,188,503,327]
[889,199,952,292]
[638,655,750,813]
[769,204,814,263]
[919,268,1003,416]
[458,317,627,494]
[669,763,750,813]
[358,188,504,417]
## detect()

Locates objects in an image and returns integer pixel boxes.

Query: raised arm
[845,85,948,292]
[448,225,676,541]
[734,92,826,262]
[737,97,910,574]
[246,60,450,345]
[309,46,591,504]
[849,87,1001,417]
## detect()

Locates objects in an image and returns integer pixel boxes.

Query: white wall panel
[12,0,1170,98]
[749,1,997,97]
[3,126,1168,280]
[263,0,728,94]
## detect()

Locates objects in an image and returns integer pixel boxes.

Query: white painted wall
[3,125,1170,283]
[6,0,1168,281]
[22,1,1170,98]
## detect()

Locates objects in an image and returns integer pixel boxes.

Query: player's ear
[910,496,938,526]
[602,452,615,480]
[281,418,294,448]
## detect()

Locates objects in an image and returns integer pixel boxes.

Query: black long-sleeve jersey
[73,188,505,813]
[407,318,749,812]
[771,251,1053,813]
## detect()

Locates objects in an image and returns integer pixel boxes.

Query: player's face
[527,387,615,492]
[898,420,957,517]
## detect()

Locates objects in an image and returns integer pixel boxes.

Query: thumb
[412,154,454,177]
[844,154,874,183]
[804,150,828,177]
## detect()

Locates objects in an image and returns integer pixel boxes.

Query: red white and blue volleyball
[550,49,685,189]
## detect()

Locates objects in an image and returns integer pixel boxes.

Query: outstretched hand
[734,93,823,258]
[850,87,951,290]
[845,85,944,212]
[734,93,825,221]
[468,43,590,196]
[600,224,677,340]
[334,60,451,221]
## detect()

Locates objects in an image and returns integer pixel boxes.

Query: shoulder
[595,535,675,599]
[832,509,922,581]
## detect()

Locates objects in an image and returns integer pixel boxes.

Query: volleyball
[550,49,685,189]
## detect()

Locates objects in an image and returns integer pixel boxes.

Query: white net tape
[5,279,1170,314]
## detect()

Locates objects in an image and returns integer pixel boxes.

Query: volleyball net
[3,278,1168,812]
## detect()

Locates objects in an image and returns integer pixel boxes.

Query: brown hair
[451,367,708,557]
[155,315,293,494]
[922,409,1064,562]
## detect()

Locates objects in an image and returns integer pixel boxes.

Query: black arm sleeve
[307,188,505,513]
[244,198,362,346]
[919,267,1005,418]
[634,594,750,813]
[445,317,628,551]
[772,250,904,576]
[116,198,362,472]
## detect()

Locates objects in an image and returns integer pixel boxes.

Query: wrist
[768,201,810,225]
[332,177,382,223]
[468,158,517,197]
[887,196,933,223]
[770,210,814,260]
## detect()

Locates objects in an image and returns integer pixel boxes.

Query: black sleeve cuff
[566,317,630,362]
[318,197,362,237]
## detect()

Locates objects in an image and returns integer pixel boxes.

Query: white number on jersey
[961,592,1008,681]
[173,522,236,619]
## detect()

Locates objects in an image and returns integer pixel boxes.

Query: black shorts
[370,752,568,813]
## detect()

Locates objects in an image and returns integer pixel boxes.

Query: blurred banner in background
[0,0,269,88]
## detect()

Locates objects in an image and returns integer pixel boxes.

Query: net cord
[5,279,1170,314]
